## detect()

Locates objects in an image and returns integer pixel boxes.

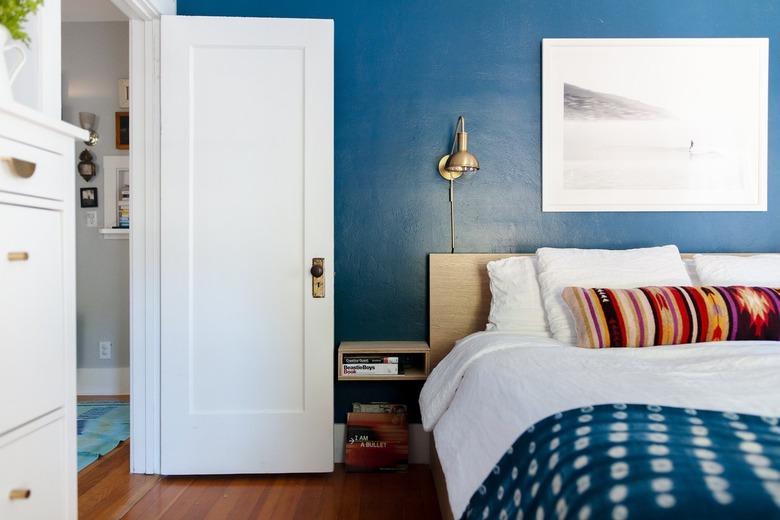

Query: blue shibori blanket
[461,404,780,519]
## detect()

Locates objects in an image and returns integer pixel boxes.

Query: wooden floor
[78,443,441,519]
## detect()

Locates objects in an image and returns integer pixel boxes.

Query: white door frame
[110,0,173,474]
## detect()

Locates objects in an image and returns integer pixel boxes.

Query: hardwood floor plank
[269,476,306,519]
[78,395,130,402]
[78,443,160,520]
[81,442,440,519]
[170,478,232,519]
[292,474,326,520]
[202,477,270,520]
[338,471,362,520]
[120,477,194,520]
[314,465,346,520]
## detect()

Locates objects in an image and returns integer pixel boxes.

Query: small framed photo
[115,111,129,150]
[118,79,129,109]
[80,187,98,208]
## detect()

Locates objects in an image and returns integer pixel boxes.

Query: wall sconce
[438,116,479,253]
[78,149,96,182]
[79,112,99,146]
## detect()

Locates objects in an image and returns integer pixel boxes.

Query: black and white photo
[80,187,98,208]
[542,38,768,211]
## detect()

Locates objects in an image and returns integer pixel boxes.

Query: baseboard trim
[334,423,430,464]
[77,367,130,395]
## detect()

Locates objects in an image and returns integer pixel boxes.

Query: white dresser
[0,103,86,519]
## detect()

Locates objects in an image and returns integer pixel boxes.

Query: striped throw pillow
[562,286,780,348]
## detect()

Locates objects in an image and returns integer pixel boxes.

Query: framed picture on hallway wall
[115,111,129,150]
[542,38,768,212]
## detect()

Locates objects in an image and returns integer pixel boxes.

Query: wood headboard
[429,253,528,367]
[427,252,754,368]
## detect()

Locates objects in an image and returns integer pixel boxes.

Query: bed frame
[426,251,754,519]
[429,253,519,519]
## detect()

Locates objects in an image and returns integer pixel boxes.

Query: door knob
[311,258,325,298]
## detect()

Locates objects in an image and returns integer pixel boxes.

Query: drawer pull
[9,489,31,500]
[7,252,29,262]
[2,157,36,178]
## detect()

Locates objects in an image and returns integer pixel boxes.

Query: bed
[422,253,780,520]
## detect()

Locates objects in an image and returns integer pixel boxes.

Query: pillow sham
[694,254,780,286]
[562,285,780,348]
[536,246,691,345]
[485,256,550,336]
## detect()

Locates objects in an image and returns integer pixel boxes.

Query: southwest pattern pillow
[562,286,780,348]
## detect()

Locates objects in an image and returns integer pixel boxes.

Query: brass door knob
[310,265,324,277]
[9,489,31,500]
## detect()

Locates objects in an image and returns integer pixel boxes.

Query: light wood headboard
[427,252,752,368]
[429,253,529,367]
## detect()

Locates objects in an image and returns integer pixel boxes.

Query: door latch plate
[312,257,325,298]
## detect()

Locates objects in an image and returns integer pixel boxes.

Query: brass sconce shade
[438,116,479,253]
[79,112,99,146]
[439,120,479,179]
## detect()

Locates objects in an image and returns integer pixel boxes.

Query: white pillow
[486,256,550,336]
[693,254,780,286]
[684,258,701,285]
[536,245,691,345]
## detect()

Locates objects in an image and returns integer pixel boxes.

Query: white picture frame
[542,38,768,212]
[118,78,130,109]
[102,155,130,232]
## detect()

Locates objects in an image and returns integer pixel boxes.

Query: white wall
[61,21,130,392]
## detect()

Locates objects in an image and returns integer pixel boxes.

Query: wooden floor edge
[430,441,455,520]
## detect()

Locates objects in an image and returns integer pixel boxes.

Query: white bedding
[419,332,780,518]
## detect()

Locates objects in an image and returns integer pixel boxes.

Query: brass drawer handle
[2,157,36,178]
[9,489,31,500]
[7,252,29,262]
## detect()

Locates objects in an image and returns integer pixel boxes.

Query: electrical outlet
[85,210,98,228]
[99,341,112,360]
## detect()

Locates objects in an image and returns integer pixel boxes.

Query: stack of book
[117,184,130,228]
[342,354,403,376]
[345,403,408,472]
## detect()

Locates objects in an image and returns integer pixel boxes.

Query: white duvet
[419,332,780,519]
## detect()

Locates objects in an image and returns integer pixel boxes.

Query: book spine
[343,356,399,364]
[343,363,399,375]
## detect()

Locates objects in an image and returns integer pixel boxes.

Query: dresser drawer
[0,416,67,520]
[0,136,63,201]
[0,205,65,434]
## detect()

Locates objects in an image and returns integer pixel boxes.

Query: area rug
[77,400,130,471]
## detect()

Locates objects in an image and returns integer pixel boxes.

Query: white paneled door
[160,16,333,474]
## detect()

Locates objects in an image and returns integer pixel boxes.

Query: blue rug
[77,401,130,471]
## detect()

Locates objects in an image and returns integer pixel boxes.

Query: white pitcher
[0,25,26,104]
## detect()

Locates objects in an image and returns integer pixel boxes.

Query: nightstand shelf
[338,341,430,381]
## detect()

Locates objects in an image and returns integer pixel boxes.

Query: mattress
[419,332,780,518]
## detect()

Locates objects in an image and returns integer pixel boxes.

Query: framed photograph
[115,111,129,150]
[80,187,98,208]
[542,38,768,212]
[118,79,129,109]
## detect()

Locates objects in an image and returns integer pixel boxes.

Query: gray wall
[61,22,129,369]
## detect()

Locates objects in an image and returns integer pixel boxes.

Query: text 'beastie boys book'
[342,363,401,375]
[345,404,408,472]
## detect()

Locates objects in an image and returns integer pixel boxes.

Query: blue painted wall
[178,0,778,422]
